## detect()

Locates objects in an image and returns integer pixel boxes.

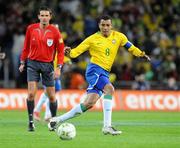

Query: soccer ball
[56,123,76,140]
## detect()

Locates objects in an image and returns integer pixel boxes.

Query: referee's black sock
[50,100,57,117]
[27,100,34,123]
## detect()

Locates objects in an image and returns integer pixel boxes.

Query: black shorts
[27,59,54,87]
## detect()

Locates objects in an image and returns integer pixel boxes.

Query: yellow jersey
[70,30,144,71]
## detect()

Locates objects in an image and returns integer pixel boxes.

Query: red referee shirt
[20,23,64,65]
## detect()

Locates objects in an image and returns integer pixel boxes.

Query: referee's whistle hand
[19,64,24,72]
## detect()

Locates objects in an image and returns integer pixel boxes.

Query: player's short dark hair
[38,6,52,15]
[97,15,112,23]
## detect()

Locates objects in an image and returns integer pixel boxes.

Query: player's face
[38,10,52,27]
[99,19,112,37]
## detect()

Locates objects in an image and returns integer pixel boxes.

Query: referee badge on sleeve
[47,39,53,47]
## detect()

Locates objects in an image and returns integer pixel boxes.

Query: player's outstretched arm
[127,45,151,62]
[123,39,151,62]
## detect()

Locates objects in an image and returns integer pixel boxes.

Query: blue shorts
[85,63,110,96]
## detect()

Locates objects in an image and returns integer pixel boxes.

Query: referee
[19,6,64,131]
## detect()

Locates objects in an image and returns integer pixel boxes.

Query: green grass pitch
[0,110,180,148]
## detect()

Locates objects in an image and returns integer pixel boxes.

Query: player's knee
[104,84,114,95]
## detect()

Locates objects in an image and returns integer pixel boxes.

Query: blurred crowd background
[0,0,179,90]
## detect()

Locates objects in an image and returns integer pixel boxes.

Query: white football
[56,123,76,140]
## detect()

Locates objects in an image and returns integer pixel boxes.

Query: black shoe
[28,122,35,132]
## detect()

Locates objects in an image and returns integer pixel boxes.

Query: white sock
[44,99,51,119]
[34,92,48,112]
[103,96,112,127]
[56,104,84,122]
